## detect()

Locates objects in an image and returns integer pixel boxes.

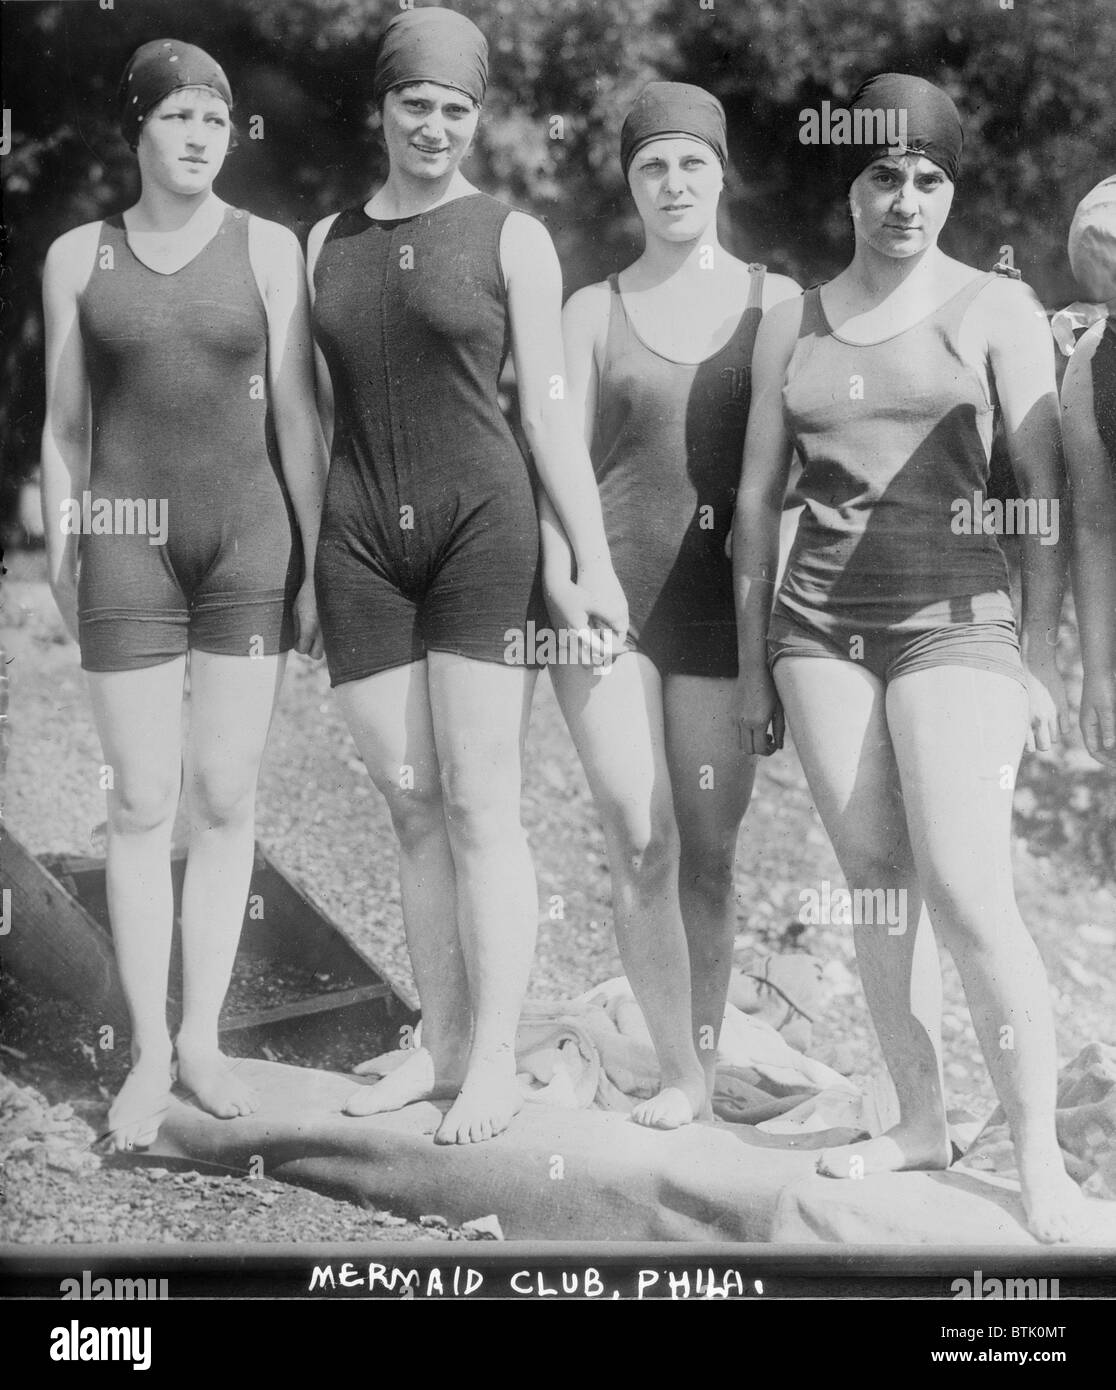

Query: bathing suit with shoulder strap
[77,206,300,671]
[592,265,767,677]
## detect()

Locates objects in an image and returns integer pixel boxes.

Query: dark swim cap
[118,39,233,150]
[373,7,489,107]
[620,81,728,177]
[840,72,963,187]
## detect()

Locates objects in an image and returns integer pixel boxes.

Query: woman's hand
[1023,651,1070,754]
[1079,667,1116,766]
[574,562,629,646]
[737,667,785,757]
[543,573,621,665]
[50,572,80,644]
[293,577,323,660]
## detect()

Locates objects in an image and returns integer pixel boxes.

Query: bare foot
[632,1071,706,1130]
[107,1051,174,1152]
[816,1122,951,1179]
[175,1042,258,1120]
[434,1061,521,1145]
[343,1047,460,1117]
[1020,1157,1088,1244]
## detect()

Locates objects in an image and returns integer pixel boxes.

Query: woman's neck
[845,239,945,300]
[368,168,475,219]
[629,226,726,286]
[128,184,221,235]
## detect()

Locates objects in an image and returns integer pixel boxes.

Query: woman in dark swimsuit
[309,7,627,1144]
[543,84,800,1124]
[41,39,326,1150]
[735,74,1085,1241]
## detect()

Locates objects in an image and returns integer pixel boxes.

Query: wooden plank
[219,982,395,1033]
[51,844,415,1015]
[7,835,418,1041]
[0,829,127,1025]
[247,853,420,1016]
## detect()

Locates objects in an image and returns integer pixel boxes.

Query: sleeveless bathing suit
[77,207,300,672]
[312,192,544,686]
[593,266,766,678]
[1092,316,1116,466]
[770,273,1025,687]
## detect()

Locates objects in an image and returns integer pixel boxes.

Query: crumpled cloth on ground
[728,949,824,1054]
[361,966,853,1125]
[959,1043,1116,1199]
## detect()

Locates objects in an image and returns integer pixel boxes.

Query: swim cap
[1068,176,1116,303]
[840,72,963,187]
[373,7,488,107]
[118,39,232,150]
[620,82,728,178]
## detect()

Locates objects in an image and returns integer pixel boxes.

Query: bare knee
[604,802,680,889]
[188,763,257,831]
[836,843,914,892]
[678,840,736,909]
[379,777,446,851]
[921,868,1014,942]
[109,771,179,835]
[439,767,523,851]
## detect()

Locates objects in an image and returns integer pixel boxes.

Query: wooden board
[2,831,418,1055]
[0,830,128,1026]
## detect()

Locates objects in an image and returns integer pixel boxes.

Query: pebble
[821,959,858,996]
[1063,957,1101,989]
[462,1214,504,1241]
[828,1042,860,1076]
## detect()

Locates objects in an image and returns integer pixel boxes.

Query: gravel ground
[3,545,1115,1243]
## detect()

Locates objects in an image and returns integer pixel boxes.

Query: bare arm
[533,282,616,660]
[731,295,802,752]
[540,282,605,586]
[1062,321,1116,763]
[249,218,329,658]
[502,212,626,639]
[40,226,97,641]
[983,278,1070,750]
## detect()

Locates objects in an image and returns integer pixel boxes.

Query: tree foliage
[3,0,1114,517]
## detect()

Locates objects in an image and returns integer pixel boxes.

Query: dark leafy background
[3,0,1115,515]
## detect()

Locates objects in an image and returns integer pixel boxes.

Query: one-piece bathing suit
[769,273,1026,688]
[77,207,300,672]
[592,266,766,677]
[312,192,544,686]
[1091,315,1116,466]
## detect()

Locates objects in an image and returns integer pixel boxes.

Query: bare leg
[86,660,185,1150]
[336,661,471,1116]
[552,656,705,1129]
[662,674,757,1106]
[887,666,1085,1243]
[174,651,286,1119]
[774,658,949,1176]
[425,653,542,1144]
